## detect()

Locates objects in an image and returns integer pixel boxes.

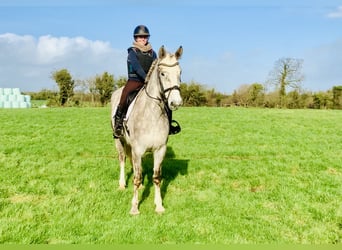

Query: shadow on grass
[136,146,189,206]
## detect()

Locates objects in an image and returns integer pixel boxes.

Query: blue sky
[1,0,342,94]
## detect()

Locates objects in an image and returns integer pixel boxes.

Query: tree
[332,85,342,109]
[80,77,98,104]
[234,84,250,106]
[267,58,304,107]
[287,90,301,109]
[248,83,264,107]
[73,77,98,104]
[313,91,333,109]
[116,76,127,89]
[180,81,207,106]
[52,69,74,106]
[95,72,115,106]
[205,88,224,107]
[263,91,279,108]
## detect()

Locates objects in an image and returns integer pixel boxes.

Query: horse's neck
[128,68,167,135]
[134,66,164,116]
[135,65,161,112]
[145,65,161,98]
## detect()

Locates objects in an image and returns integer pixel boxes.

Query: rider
[113,25,181,137]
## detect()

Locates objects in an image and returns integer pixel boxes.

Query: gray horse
[110,46,183,215]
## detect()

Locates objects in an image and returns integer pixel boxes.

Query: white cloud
[327,5,342,18]
[0,33,126,91]
[35,35,114,64]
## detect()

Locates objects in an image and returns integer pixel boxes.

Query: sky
[0,0,342,94]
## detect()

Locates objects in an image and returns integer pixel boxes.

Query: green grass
[0,107,341,244]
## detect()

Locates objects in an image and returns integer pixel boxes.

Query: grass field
[0,107,341,244]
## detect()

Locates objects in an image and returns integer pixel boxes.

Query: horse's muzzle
[169,99,183,110]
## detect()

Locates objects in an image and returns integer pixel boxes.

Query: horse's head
[157,46,183,110]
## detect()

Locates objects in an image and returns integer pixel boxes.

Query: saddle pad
[124,89,142,121]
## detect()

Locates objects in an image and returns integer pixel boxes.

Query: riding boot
[165,105,181,135]
[113,105,125,138]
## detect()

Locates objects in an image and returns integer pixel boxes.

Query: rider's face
[135,36,149,46]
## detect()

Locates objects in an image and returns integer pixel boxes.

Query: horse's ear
[158,45,166,59]
[175,46,183,59]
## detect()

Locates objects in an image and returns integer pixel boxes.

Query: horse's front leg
[153,145,167,213]
[130,151,143,215]
[115,139,126,189]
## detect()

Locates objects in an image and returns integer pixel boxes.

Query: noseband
[145,61,181,103]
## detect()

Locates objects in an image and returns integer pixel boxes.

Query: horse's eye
[160,72,165,77]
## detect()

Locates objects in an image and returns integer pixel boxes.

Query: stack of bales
[0,88,31,108]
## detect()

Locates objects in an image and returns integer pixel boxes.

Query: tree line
[27,58,342,109]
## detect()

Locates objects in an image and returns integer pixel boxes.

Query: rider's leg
[114,80,144,137]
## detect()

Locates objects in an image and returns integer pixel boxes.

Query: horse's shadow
[125,146,189,205]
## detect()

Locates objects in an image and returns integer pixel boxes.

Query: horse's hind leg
[115,139,126,189]
[153,145,167,213]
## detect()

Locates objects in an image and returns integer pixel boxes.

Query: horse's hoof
[130,208,140,215]
[119,182,126,190]
[155,206,165,214]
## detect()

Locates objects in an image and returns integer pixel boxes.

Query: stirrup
[169,120,181,135]
[114,127,123,138]
[113,120,124,138]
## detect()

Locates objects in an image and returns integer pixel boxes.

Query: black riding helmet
[133,25,150,38]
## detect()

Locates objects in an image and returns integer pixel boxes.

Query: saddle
[126,89,141,110]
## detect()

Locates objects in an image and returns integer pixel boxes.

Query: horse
[110,46,183,215]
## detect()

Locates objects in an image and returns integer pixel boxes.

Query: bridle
[144,60,181,104]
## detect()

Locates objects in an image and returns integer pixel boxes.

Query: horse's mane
[145,59,158,83]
